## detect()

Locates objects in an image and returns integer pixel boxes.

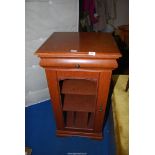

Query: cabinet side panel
[94,70,112,132]
[45,69,64,129]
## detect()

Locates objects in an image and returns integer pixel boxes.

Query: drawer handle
[75,64,80,68]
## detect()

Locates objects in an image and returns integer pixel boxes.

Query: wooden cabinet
[35,32,121,140]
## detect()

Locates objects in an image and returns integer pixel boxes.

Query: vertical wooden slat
[88,113,95,129]
[66,112,74,127]
[75,112,88,129]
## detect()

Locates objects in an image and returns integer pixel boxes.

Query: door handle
[99,105,103,112]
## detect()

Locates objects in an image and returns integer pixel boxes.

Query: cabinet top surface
[35,32,121,59]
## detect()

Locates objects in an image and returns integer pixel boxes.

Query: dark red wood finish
[35,32,121,139]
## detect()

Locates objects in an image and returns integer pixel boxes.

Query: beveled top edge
[35,51,122,59]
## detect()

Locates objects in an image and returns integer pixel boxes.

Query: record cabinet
[35,32,121,139]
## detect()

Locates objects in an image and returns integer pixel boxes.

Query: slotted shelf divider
[74,112,88,129]
[65,111,95,129]
[60,79,97,130]
[66,111,74,127]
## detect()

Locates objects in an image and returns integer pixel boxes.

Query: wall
[25,0,79,106]
[114,0,129,27]
[103,0,129,32]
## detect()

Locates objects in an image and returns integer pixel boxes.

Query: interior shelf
[63,94,96,112]
[61,79,97,95]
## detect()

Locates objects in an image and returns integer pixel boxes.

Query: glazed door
[57,70,99,132]
[45,69,112,133]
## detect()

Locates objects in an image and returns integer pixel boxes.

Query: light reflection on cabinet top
[35,32,121,59]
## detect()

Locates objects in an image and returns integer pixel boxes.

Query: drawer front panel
[40,58,117,69]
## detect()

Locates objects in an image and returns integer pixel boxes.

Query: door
[45,69,112,133]
[57,70,99,132]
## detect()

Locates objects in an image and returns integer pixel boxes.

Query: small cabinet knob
[75,64,80,68]
[99,106,103,112]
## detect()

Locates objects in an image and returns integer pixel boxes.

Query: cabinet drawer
[40,58,117,69]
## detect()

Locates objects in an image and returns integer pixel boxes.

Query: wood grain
[61,79,97,95]
[35,32,121,139]
[63,95,96,112]
[35,32,121,59]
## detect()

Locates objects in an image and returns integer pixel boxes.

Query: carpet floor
[25,100,116,155]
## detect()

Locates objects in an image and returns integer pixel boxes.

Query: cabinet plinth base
[56,130,103,140]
